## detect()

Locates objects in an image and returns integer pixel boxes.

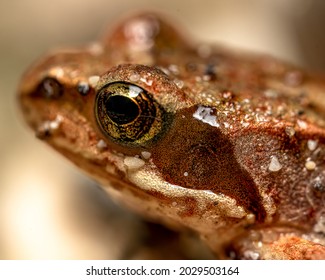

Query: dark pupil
[105,95,139,124]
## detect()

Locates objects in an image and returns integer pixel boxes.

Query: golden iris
[95,82,168,145]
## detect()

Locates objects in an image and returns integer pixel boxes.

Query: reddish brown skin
[18,12,325,259]
[151,107,267,222]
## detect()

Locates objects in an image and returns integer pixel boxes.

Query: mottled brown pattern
[18,12,325,259]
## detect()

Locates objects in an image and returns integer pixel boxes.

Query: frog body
[18,13,325,259]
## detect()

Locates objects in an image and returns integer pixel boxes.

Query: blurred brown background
[1,0,325,259]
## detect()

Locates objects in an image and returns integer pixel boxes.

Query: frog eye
[38,77,63,99]
[95,82,167,145]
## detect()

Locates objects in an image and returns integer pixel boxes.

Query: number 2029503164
[179,266,239,276]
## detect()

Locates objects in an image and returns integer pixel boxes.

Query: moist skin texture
[18,12,325,259]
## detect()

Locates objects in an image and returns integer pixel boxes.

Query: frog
[18,12,325,259]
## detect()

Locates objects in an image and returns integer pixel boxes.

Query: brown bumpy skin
[18,12,325,259]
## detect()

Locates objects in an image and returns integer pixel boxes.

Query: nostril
[37,77,63,99]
